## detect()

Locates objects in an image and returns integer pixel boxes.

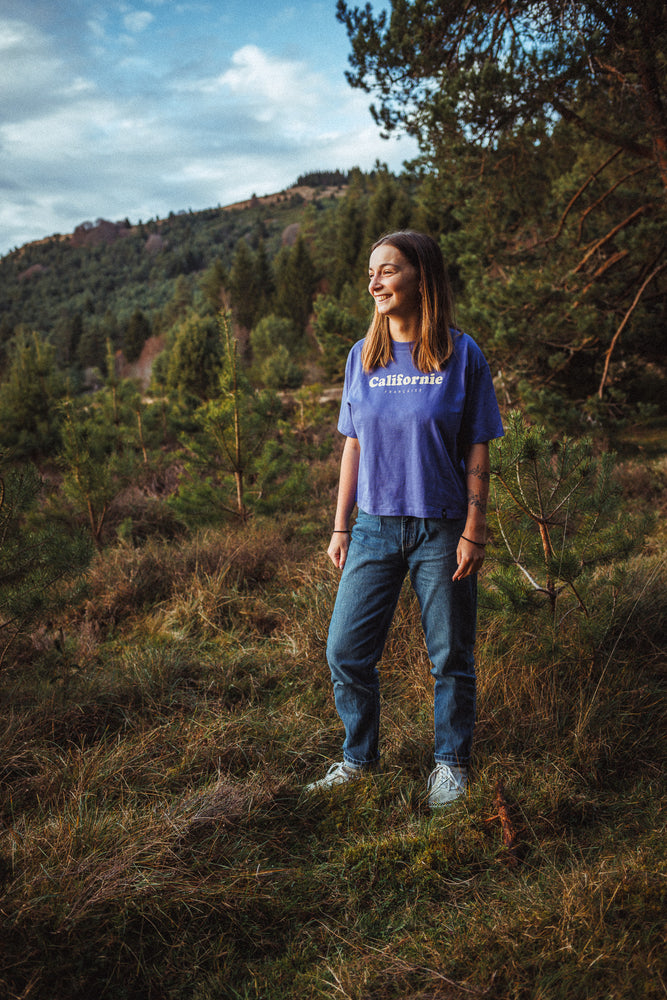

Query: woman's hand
[328,532,351,570]
[453,536,485,581]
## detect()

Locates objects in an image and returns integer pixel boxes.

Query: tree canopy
[337,0,667,419]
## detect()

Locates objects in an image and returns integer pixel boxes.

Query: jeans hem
[343,756,380,770]
[434,756,469,768]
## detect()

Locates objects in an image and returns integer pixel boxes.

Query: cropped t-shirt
[338,333,504,518]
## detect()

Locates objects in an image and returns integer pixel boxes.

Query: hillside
[0,178,348,364]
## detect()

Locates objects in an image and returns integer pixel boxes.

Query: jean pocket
[353,509,382,537]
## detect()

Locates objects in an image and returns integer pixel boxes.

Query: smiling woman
[305,230,505,808]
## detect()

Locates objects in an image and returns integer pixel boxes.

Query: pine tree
[171,313,283,523]
[164,313,223,404]
[272,235,318,332]
[0,457,91,667]
[123,308,151,363]
[487,411,641,632]
[0,331,66,459]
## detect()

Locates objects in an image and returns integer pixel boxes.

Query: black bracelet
[461,535,486,548]
[332,529,351,534]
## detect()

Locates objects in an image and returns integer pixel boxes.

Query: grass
[1,438,665,999]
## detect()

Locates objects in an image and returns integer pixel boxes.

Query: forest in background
[1,3,665,997]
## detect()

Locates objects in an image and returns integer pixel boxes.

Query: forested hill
[1,140,665,442]
[0,174,352,374]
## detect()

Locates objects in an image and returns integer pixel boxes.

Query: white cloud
[0,25,418,255]
[123,10,155,33]
[196,44,322,127]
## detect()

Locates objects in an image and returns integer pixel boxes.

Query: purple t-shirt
[338,333,504,518]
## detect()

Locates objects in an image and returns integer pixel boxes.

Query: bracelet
[332,529,351,534]
[461,535,486,548]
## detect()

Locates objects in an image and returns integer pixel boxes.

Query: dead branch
[571,204,651,275]
[598,260,667,398]
[486,782,521,867]
[577,164,652,243]
[545,148,622,245]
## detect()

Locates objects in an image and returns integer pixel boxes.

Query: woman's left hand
[453,536,485,581]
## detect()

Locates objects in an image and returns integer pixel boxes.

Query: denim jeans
[326,511,477,768]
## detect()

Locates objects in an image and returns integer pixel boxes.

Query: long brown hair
[361,231,456,373]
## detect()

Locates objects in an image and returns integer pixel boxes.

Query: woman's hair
[361,230,456,374]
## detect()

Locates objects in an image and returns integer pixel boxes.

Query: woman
[306,231,504,807]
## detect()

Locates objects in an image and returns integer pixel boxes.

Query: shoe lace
[428,764,458,791]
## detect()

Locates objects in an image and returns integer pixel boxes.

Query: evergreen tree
[164,313,223,404]
[362,167,413,249]
[199,258,228,313]
[487,411,640,630]
[229,239,260,331]
[58,389,143,549]
[123,308,151,363]
[0,456,91,666]
[272,235,318,332]
[312,292,367,381]
[337,0,667,421]
[250,315,303,359]
[171,313,283,523]
[0,331,66,459]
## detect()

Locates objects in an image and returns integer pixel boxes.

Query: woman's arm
[328,436,360,570]
[453,441,490,581]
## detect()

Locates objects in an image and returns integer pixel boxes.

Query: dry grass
[1,446,665,999]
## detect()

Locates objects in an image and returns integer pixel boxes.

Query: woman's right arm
[327,436,360,570]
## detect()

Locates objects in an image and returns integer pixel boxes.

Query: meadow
[1,405,665,1000]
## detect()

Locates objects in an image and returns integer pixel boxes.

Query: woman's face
[368,244,421,325]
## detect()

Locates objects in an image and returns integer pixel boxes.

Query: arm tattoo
[466,464,490,512]
[467,463,491,485]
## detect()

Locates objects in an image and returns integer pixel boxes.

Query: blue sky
[0,0,416,256]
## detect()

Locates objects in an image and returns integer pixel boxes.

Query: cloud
[123,10,155,33]
[0,18,69,120]
[0,20,417,255]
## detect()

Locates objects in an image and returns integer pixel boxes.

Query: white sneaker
[304,761,366,793]
[427,763,468,808]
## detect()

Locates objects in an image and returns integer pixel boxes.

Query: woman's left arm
[453,441,490,582]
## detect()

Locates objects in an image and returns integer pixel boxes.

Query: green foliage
[228,238,260,330]
[0,457,91,666]
[164,312,223,403]
[338,0,667,422]
[123,308,151,362]
[312,292,367,381]
[486,411,645,653]
[198,256,228,313]
[58,390,144,547]
[258,344,304,390]
[272,234,318,332]
[250,314,302,358]
[0,331,66,459]
[171,313,287,523]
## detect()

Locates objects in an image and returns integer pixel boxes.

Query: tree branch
[551,98,654,161]
[598,261,667,397]
[571,204,651,275]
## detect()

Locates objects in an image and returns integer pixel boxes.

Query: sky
[0,0,417,257]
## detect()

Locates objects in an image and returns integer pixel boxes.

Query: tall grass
[1,446,665,999]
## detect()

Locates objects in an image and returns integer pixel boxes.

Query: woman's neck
[388,315,419,342]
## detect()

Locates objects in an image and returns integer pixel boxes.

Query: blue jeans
[326,511,477,768]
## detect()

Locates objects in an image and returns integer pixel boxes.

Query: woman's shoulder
[451,329,489,366]
[345,338,366,365]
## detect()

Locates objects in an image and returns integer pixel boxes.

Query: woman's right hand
[328,532,350,570]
